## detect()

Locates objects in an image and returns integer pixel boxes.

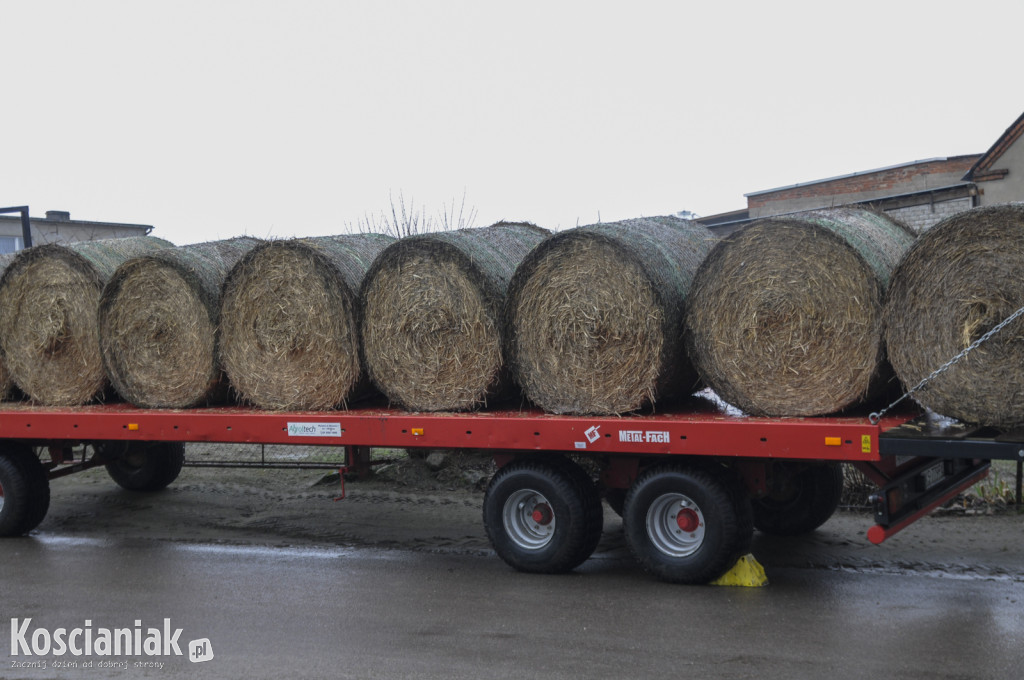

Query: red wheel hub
[676,508,700,533]
[531,503,553,525]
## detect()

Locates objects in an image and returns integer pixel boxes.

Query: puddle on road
[30,533,1024,583]
[820,562,1024,583]
[31,532,427,564]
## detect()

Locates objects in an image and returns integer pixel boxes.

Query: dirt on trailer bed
[32,443,1024,582]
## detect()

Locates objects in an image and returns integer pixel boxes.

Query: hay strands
[98,236,260,408]
[505,216,715,415]
[884,202,1024,427]
[219,233,395,410]
[685,208,914,417]
[0,236,174,405]
[361,222,549,411]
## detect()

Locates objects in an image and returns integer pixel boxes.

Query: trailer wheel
[0,447,50,536]
[483,459,602,574]
[12,448,50,534]
[547,455,604,561]
[623,465,752,584]
[104,442,185,492]
[752,463,843,536]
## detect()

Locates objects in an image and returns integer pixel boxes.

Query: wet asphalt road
[2,535,1022,680]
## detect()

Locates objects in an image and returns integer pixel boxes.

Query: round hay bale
[686,208,914,416]
[220,233,395,410]
[361,222,549,411]
[0,252,17,400]
[885,203,1024,427]
[505,216,715,415]
[98,237,261,408]
[0,236,174,405]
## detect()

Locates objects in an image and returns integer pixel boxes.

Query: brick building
[700,110,1024,235]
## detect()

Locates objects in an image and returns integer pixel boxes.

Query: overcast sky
[4,0,1023,244]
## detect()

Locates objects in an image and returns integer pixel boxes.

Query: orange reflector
[412,428,424,436]
[824,437,841,446]
[128,423,139,431]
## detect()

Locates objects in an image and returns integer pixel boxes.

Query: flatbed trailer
[0,399,1011,584]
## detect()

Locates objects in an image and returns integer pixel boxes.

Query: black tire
[623,464,753,584]
[752,463,843,536]
[546,455,604,561]
[10,448,50,534]
[483,458,602,574]
[0,448,50,536]
[103,442,185,492]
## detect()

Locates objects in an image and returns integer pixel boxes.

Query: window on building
[0,237,23,254]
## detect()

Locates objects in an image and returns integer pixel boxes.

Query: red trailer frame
[0,400,997,584]
[0,401,909,457]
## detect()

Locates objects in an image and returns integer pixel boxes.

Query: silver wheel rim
[646,492,706,557]
[502,488,556,550]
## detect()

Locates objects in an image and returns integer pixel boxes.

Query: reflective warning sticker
[287,422,342,438]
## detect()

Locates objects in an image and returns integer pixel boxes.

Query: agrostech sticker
[9,618,213,667]
[287,422,342,438]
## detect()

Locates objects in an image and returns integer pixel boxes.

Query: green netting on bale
[886,203,1024,427]
[0,236,174,405]
[220,233,395,410]
[99,237,262,408]
[361,222,550,411]
[505,216,716,414]
[686,208,914,416]
[0,252,17,400]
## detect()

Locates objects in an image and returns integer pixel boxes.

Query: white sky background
[3,0,1024,245]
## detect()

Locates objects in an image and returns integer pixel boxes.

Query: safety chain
[868,303,1024,425]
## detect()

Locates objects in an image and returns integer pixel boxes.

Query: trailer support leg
[347,446,373,480]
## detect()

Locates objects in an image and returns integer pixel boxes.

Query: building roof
[744,156,982,198]
[696,208,749,226]
[0,210,152,232]
[0,210,149,229]
[963,110,1024,182]
[699,182,977,235]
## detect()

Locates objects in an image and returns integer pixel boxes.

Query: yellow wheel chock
[710,554,768,587]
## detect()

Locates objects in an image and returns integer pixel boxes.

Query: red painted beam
[0,402,913,462]
[866,465,990,545]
